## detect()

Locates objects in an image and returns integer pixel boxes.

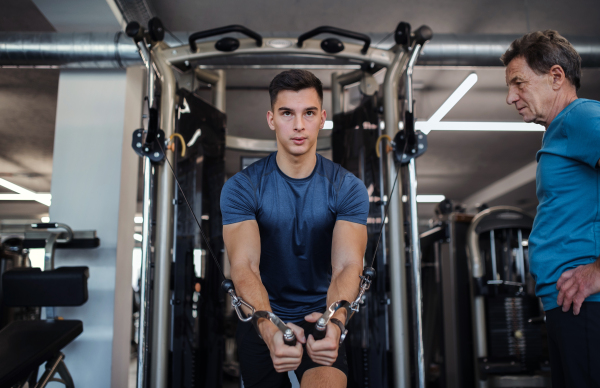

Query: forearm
[327,265,362,307]
[230,262,272,313]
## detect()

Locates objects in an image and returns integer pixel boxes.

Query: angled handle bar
[297,26,371,54]
[189,25,263,52]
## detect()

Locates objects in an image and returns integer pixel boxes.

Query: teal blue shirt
[530,99,600,311]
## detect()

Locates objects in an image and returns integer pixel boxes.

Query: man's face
[267,88,326,157]
[505,56,555,124]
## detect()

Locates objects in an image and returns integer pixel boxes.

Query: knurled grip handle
[312,324,327,341]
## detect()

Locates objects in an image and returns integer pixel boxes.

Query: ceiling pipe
[2,32,600,69]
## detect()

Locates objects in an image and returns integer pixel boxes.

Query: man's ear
[320,109,327,129]
[550,65,566,90]
[267,110,275,131]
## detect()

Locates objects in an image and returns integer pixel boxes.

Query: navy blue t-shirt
[220,152,369,322]
[530,99,600,310]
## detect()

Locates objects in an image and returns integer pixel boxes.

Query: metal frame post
[136,39,155,388]
[405,43,426,388]
[150,46,177,388]
[194,68,226,112]
[382,48,411,388]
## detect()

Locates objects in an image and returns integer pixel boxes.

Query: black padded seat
[0,320,83,387]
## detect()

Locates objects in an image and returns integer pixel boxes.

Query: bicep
[223,220,261,272]
[331,220,367,275]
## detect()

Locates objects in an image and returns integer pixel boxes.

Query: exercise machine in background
[0,222,99,388]
[419,204,550,387]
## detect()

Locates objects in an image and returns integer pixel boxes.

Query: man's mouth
[291,137,306,145]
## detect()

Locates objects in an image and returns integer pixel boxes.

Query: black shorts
[546,302,600,388]
[236,319,348,388]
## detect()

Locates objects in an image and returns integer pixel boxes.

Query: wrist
[258,318,278,340]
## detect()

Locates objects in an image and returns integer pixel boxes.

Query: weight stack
[485,295,543,373]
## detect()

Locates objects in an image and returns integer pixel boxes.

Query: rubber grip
[284,334,297,347]
[312,325,327,341]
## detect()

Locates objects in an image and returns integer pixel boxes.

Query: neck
[542,90,578,129]
[276,151,317,179]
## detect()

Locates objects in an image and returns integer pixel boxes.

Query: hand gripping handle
[252,311,297,346]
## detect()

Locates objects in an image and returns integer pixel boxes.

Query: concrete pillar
[49,67,144,387]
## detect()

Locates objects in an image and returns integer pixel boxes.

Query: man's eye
[283,111,291,116]
[306,111,314,116]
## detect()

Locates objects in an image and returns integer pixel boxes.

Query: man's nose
[506,87,518,105]
[294,115,304,131]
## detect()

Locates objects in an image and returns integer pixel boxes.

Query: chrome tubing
[382,46,410,388]
[150,46,177,388]
[136,38,155,388]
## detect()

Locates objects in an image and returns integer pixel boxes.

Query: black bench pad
[0,320,83,387]
[3,267,89,307]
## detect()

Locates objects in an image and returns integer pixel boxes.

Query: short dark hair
[269,70,323,108]
[501,30,581,90]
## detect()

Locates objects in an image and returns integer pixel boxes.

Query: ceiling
[1,0,600,223]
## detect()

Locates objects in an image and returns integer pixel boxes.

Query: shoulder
[228,153,278,189]
[565,99,600,120]
[315,154,355,191]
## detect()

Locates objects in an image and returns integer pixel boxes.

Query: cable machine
[125,18,432,388]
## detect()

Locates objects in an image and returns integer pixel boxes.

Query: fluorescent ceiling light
[417,121,544,132]
[0,178,51,206]
[134,216,143,224]
[323,120,334,130]
[417,195,446,203]
[134,233,143,242]
[428,73,478,123]
[0,193,52,206]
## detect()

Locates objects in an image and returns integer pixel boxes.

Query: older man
[502,30,600,387]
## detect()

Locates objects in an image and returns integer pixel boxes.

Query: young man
[503,31,600,387]
[220,70,369,387]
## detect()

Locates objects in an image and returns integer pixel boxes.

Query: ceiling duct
[1,33,600,69]
[419,34,600,67]
[0,32,141,68]
[111,0,154,26]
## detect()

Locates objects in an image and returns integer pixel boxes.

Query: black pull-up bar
[188,25,263,52]
[297,26,371,54]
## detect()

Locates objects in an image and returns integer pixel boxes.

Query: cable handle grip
[296,26,371,54]
[312,318,328,341]
[189,25,263,52]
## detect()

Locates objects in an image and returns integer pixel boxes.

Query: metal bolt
[144,148,149,152]
[137,133,142,137]
[411,149,416,153]
[317,318,326,326]
[418,144,424,149]
[418,134,423,139]
[154,152,159,157]
[136,142,142,148]
[285,328,292,335]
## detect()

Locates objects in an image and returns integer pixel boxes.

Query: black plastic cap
[394,22,411,46]
[363,266,376,279]
[125,21,144,42]
[215,37,240,52]
[147,17,165,42]
[221,279,235,294]
[413,25,433,45]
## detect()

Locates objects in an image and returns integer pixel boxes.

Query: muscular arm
[223,220,270,313]
[327,220,368,311]
[305,220,367,366]
[224,220,305,371]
